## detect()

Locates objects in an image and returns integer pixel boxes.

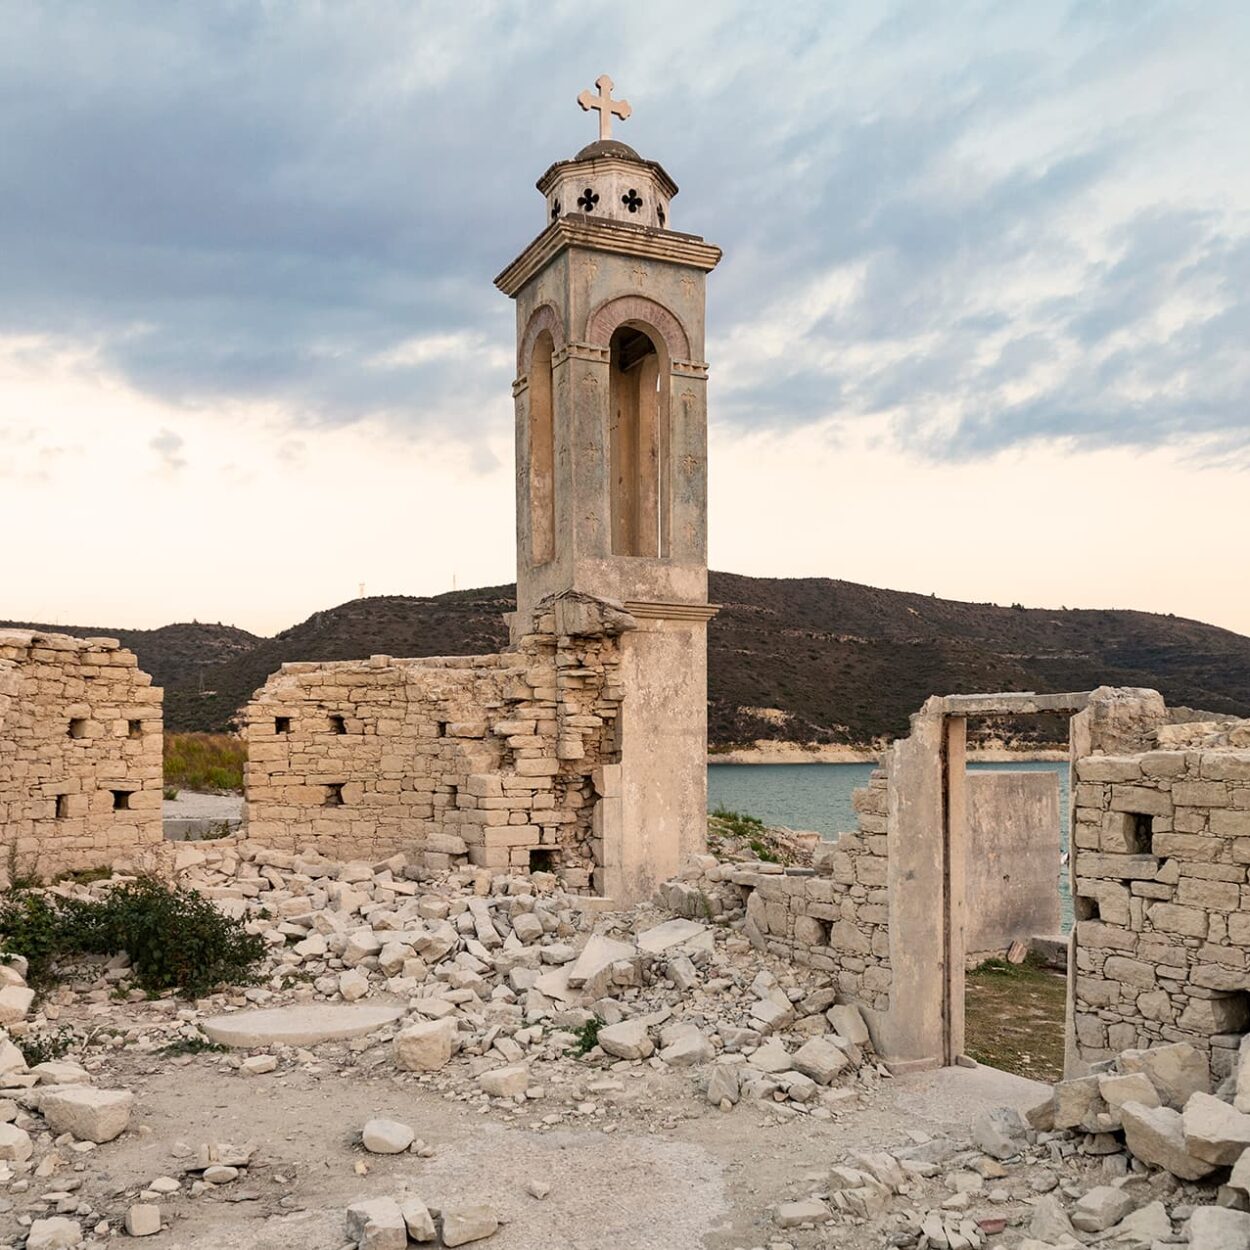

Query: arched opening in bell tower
[528,330,556,565]
[609,324,668,558]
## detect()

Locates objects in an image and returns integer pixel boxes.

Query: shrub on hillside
[163,732,246,793]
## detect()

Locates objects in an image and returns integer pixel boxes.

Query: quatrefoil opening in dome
[538,144,678,232]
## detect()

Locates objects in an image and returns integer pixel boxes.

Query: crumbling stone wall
[1071,717,1250,1076]
[737,768,892,1014]
[0,630,163,878]
[243,595,628,892]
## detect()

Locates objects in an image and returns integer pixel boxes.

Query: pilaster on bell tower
[495,78,722,901]
[495,75,721,635]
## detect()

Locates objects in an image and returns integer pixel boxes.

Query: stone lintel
[495,217,722,296]
[938,691,1093,717]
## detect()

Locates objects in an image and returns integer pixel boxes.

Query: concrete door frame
[935,692,1092,1066]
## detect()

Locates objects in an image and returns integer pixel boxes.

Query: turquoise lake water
[708,760,1072,930]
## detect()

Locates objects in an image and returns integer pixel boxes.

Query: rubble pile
[0,841,886,1247]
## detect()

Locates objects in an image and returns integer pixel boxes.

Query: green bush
[18,1026,74,1067]
[568,1016,603,1056]
[0,877,266,995]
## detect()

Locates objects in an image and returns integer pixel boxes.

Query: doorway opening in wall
[959,712,1070,1082]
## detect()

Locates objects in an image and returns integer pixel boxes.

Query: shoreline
[708,743,1069,765]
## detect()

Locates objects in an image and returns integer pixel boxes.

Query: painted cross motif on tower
[577,74,632,142]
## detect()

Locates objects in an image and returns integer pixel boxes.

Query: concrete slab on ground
[200,1003,406,1048]
[893,1062,1051,1120]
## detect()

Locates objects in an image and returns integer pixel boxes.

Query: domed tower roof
[535,76,678,232]
[575,139,644,162]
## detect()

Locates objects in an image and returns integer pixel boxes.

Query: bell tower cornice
[494,216,721,297]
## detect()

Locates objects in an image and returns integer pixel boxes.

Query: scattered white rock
[597,1019,653,1061]
[399,1196,437,1242]
[25,1217,84,1250]
[124,1204,161,1237]
[441,1202,500,1247]
[394,1018,458,1072]
[37,1086,133,1144]
[479,1064,529,1098]
[345,1197,408,1250]
[362,1118,416,1155]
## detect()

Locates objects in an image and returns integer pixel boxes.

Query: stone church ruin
[2,76,1250,1109]
[243,75,720,906]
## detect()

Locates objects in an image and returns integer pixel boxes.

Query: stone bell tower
[495,76,721,900]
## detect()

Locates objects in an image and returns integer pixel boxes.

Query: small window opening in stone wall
[324,783,345,807]
[68,718,87,739]
[1075,893,1100,922]
[329,714,346,734]
[127,719,143,738]
[447,784,459,811]
[814,916,832,945]
[437,721,448,738]
[1127,813,1154,855]
[275,716,291,734]
[55,794,69,819]
[111,790,131,811]
[530,848,559,873]
[1222,991,1250,1035]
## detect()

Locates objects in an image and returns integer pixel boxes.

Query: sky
[2,1,1248,637]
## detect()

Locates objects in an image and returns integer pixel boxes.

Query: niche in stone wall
[68,718,87,739]
[127,719,143,738]
[530,847,559,873]
[1106,811,1158,857]
[329,714,346,735]
[609,324,668,558]
[111,789,132,811]
[324,782,345,807]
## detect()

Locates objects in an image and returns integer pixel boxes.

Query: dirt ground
[63,1049,1046,1250]
[964,960,1067,1083]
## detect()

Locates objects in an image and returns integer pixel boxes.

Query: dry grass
[163,732,246,794]
[964,956,1067,1082]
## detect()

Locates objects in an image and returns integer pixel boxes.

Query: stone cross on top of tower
[577,74,631,142]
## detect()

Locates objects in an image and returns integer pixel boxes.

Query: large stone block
[1183,1091,1250,1165]
[1120,1101,1216,1180]
[393,1018,458,1072]
[1119,1043,1210,1108]
[37,1086,132,1143]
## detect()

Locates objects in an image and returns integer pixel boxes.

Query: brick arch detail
[585,295,690,364]
[518,304,566,376]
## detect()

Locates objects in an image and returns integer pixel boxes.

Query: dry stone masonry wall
[0,630,162,878]
[736,768,893,1015]
[1072,730,1250,1076]
[243,594,630,893]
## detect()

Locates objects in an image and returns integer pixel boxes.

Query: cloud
[0,2,1247,462]
[149,428,186,472]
